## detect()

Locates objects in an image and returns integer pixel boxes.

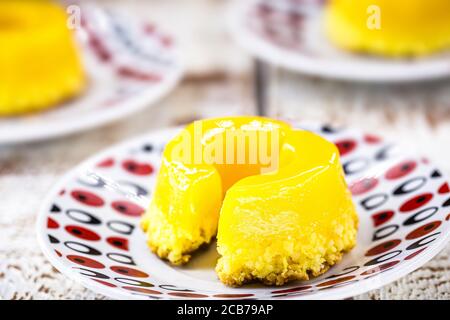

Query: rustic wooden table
[0,0,449,299]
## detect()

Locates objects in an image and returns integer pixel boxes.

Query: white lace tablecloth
[0,0,449,300]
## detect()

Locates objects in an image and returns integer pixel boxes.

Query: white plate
[0,4,183,145]
[229,0,450,82]
[36,122,450,299]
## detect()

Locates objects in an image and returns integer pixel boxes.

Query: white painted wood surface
[0,0,449,299]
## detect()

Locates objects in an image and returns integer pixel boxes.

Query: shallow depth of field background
[0,0,449,299]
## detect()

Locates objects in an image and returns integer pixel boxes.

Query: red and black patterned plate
[37,123,450,299]
[0,4,183,145]
[229,0,450,82]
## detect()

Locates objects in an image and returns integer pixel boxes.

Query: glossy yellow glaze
[325,0,450,56]
[0,1,85,116]
[216,130,358,286]
[141,117,358,285]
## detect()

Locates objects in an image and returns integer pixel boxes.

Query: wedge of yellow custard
[141,117,358,286]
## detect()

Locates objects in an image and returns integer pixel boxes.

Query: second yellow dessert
[0,1,85,116]
[325,0,450,57]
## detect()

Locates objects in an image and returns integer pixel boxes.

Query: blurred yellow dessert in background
[141,117,358,286]
[325,0,450,57]
[0,1,85,116]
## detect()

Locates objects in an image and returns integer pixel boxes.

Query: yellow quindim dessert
[141,117,358,286]
[325,0,450,57]
[0,1,85,116]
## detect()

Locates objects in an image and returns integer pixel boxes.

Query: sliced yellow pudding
[141,117,358,286]
[325,0,450,57]
[0,1,85,116]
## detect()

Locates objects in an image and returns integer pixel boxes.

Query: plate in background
[36,122,450,299]
[229,0,450,82]
[0,4,183,145]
